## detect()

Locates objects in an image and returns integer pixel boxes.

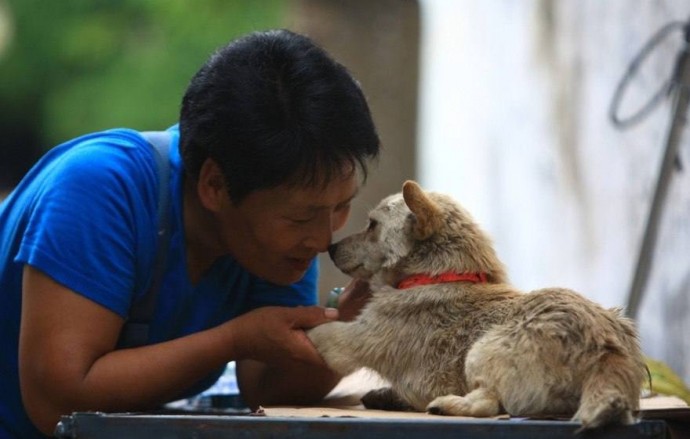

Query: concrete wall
[418,0,690,382]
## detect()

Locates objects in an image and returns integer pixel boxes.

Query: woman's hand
[229,305,338,366]
[336,279,372,321]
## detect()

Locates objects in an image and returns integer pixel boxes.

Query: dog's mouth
[338,262,375,280]
[342,263,363,274]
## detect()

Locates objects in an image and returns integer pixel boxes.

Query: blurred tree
[0,0,284,189]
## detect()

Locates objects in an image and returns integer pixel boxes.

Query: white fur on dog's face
[329,193,414,283]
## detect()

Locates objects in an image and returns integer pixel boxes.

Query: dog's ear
[402,180,443,240]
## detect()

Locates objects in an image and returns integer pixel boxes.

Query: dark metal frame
[54,412,668,439]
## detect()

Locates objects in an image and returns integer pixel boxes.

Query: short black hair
[179,29,380,204]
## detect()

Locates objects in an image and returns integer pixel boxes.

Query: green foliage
[0,0,286,146]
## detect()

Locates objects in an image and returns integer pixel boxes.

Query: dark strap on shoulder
[117,131,172,348]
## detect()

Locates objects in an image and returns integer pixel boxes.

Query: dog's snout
[327,243,338,260]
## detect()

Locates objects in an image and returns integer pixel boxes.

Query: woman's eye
[290,216,314,224]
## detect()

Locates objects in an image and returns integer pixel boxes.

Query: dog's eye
[367,219,378,231]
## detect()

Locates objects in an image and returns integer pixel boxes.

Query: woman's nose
[304,218,333,252]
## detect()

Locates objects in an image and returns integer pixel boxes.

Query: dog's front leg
[362,387,415,411]
[307,321,361,376]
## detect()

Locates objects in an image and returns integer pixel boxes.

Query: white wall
[418,0,690,382]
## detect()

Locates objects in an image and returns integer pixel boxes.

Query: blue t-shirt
[0,125,318,438]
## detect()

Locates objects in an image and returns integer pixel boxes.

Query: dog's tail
[573,351,642,431]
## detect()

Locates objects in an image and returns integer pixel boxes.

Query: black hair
[179,29,380,204]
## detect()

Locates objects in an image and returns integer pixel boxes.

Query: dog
[308,180,645,430]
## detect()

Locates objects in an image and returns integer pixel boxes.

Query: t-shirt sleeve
[15,137,158,318]
[243,259,320,310]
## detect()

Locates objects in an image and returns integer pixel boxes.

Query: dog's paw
[427,395,472,416]
[427,389,500,417]
[361,388,414,411]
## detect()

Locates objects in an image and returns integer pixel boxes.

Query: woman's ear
[196,158,228,212]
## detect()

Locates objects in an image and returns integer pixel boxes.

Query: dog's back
[460,288,644,428]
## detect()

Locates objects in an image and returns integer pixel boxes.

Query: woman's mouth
[288,257,313,272]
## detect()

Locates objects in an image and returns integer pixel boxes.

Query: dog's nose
[327,243,338,260]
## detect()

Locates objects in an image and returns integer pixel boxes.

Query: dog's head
[329,180,507,287]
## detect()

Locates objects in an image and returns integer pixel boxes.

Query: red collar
[396,272,488,289]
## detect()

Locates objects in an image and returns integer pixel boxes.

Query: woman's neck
[182,178,224,284]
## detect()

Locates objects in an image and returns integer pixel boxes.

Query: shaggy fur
[308,180,645,430]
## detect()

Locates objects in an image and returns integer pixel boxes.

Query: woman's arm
[236,358,340,409]
[19,265,336,434]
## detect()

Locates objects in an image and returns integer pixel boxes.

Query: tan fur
[308,180,645,430]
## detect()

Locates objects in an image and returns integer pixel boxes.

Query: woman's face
[217,172,359,285]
